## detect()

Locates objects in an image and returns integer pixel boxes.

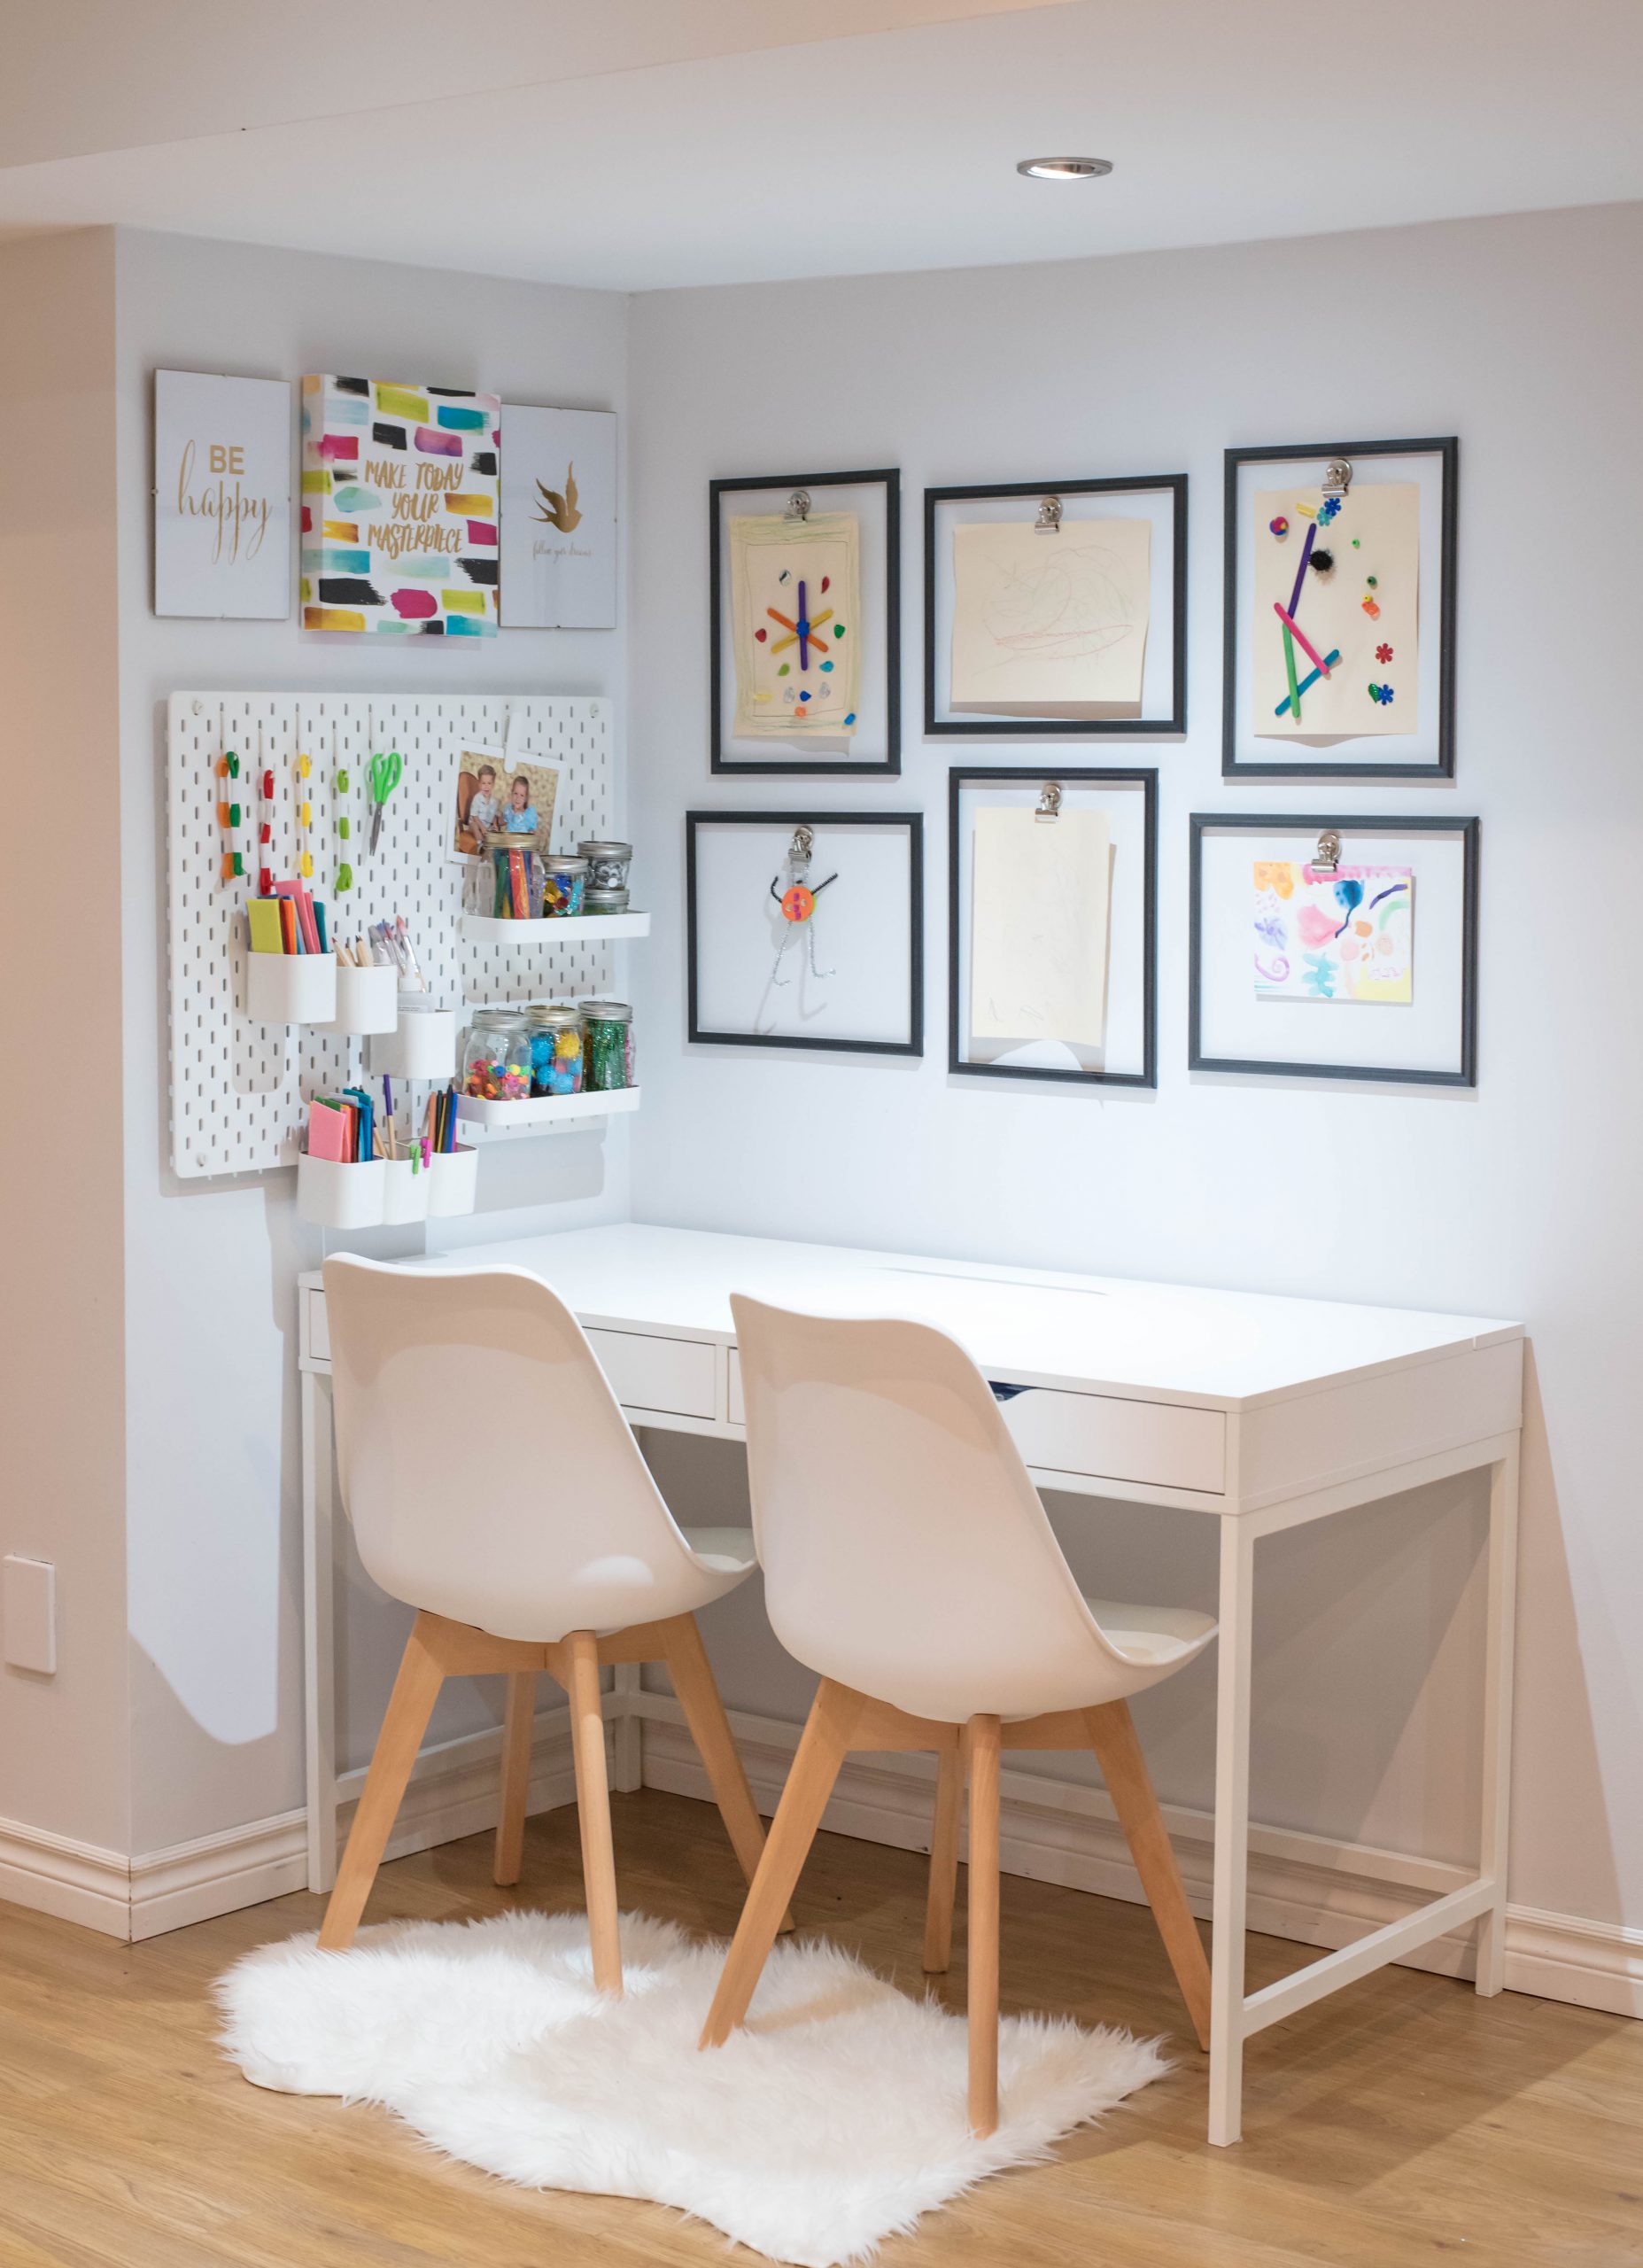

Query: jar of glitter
[582,999,634,1091]
[540,853,589,919]
[528,1003,584,1095]
[461,1009,531,1102]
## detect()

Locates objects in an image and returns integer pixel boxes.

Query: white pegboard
[167,693,617,1178]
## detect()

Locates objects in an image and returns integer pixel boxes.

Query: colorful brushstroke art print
[1252,862,1414,1004]
[301,377,500,637]
[728,512,861,738]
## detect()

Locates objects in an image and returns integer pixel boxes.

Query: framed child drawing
[1222,437,1457,778]
[709,469,900,774]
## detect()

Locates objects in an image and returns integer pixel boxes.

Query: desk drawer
[998,1386,1225,1495]
[586,1328,717,1420]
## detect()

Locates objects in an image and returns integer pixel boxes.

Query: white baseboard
[0,1704,583,1945]
[6,1695,1639,2023]
[634,1697,1643,2023]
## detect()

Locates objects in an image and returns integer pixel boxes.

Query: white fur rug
[216,1910,1167,2266]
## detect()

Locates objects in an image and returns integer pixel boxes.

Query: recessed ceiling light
[1015,156,1113,182]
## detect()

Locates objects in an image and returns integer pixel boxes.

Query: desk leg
[302,1371,339,1895]
[1209,1517,1255,2147]
[1476,1441,1520,1996]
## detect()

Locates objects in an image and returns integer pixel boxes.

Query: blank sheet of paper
[970,806,1111,1045]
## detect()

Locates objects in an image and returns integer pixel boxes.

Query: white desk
[298,1222,1522,2146]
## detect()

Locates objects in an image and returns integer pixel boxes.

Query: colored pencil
[1272,602,1332,678]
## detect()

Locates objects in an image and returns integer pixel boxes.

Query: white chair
[317,1256,781,1990]
[701,1296,1218,2135]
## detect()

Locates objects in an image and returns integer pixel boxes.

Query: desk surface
[384,1222,1519,1413]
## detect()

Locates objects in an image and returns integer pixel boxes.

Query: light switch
[3,1557,56,1674]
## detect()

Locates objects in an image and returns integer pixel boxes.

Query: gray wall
[112,229,630,1851]
[627,203,1643,1936]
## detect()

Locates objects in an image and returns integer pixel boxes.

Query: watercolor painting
[1252,861,1414,1003]
[727,511,860,738]
[300,376,500,637]
[949,519,1149,716]
[1252,483,1418,738]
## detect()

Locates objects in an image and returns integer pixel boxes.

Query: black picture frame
[709,468,901,776]
[686,809,924,1056]
[924,474,1188,737]
[948,767,1157,1088]
[1221,436,1458,780]
[1188,812,1479,1086]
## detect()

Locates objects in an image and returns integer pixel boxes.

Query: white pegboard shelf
[454,1087,640,1142]
[167,693,617,1179]
[461,910,650,945]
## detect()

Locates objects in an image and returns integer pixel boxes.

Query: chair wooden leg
[563,1629,623,1995]
[1086,1698,1213,2051]
[965,1716,1002,2137]
[662,1613,794,1933]
[924,1734,964,1973]
[700,1680,862,2049]
[494,1671,537,1887]
[319,1614,445,1950]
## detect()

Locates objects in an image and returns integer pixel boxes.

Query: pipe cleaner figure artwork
[729,509,861,739]
[1252,471,1419,739]
[768,824,837,990]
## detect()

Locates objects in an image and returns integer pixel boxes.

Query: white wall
[0,232,131,1852]
[627,203,1643,1938]
[113,229,630,1852]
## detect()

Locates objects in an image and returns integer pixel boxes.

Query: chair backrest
[322,1256,712,1642]
[731,1293,1121,1721]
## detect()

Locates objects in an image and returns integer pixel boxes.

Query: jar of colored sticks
[527,1003,584,1096]
[581,1000,634,1091]
[461,1009,531,1102]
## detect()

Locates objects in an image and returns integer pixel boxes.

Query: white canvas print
[950,518,1150,716]
[499,403,617,629]
[154,370,291,618]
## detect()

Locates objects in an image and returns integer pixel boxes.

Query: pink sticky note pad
[306,1101,349,1162]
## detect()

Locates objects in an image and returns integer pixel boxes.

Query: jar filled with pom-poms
[527,1003,584,1096]
[461,1009,532,1102]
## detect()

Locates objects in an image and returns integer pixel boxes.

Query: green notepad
[246,899,286,954]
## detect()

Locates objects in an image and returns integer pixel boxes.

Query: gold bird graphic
[533,462,581,532]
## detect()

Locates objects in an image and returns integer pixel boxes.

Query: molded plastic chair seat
[680,1527,760,1575]
[700,1296,1220,2140]
[315,1258,782,1992]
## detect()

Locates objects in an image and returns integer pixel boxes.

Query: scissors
[368,749,403,854]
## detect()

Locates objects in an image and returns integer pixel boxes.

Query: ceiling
[2,0,1639,291]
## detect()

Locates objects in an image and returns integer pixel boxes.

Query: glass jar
[461,1008,532,1102]
[528,1003,584,1095]
[582,999,634,1091]
[490,843,540,920]
[578,839,632,891]
[540,853,589,918]
[584,882,630,917]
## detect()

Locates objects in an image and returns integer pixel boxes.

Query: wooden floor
[2,1788,1639,2268]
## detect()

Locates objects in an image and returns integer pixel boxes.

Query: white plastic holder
[296,1153,386,1228]
[322,962,399,1037]
[368,1006,457,1081]
[380,1156,431,1224]
[454,1085,639,1142]
[246,954,337,1026]
[426,1144,479,1217]
[460,910,651,945]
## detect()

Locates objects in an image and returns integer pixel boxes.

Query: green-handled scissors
[368,749,403,854]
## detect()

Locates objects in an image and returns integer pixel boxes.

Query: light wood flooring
[1,1788,1639,2267]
